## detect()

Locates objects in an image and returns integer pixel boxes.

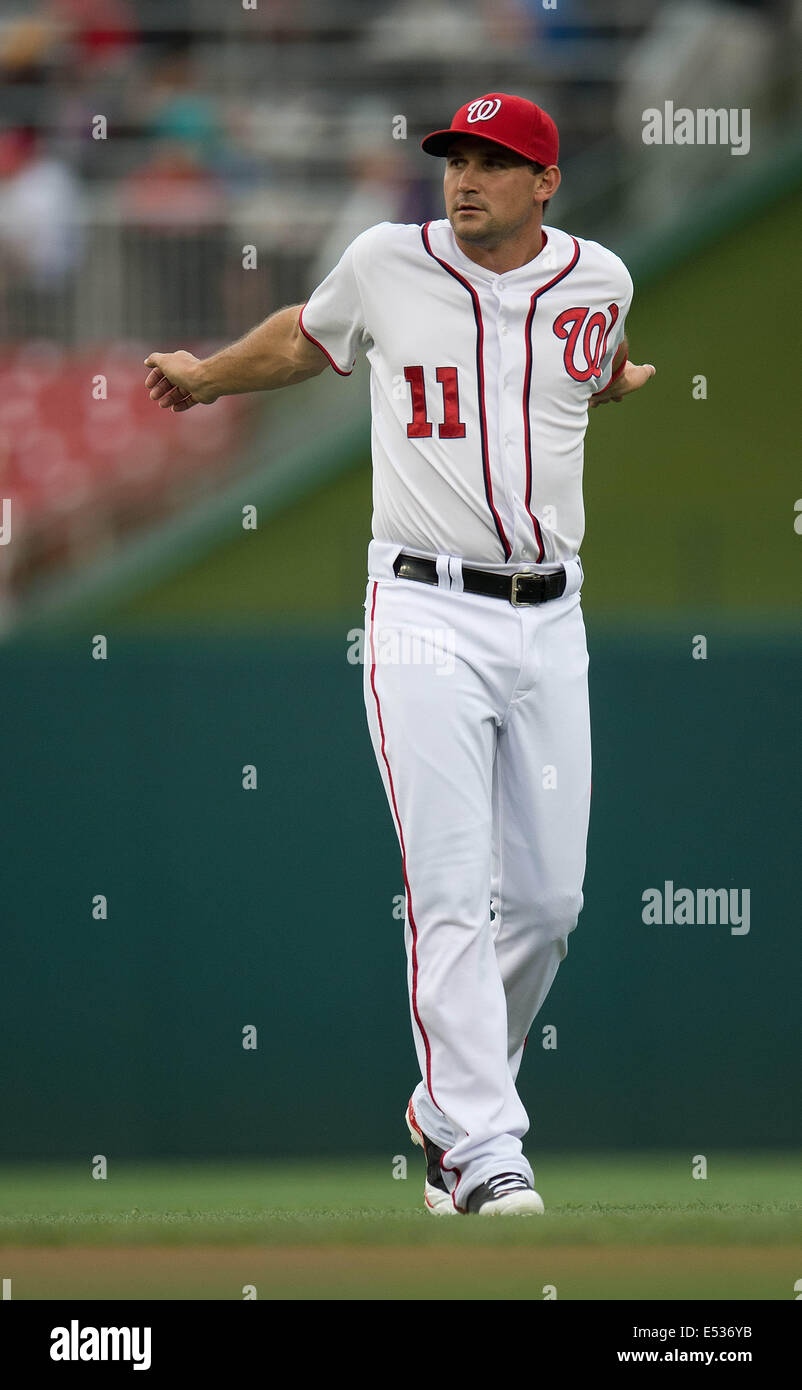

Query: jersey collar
[425,219,574,291]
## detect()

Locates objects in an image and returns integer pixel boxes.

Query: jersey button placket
[494,281,516,553]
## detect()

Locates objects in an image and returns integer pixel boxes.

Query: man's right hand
[144,350,215,412]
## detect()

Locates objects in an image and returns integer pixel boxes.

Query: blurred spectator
[0,128,83,286]
[0,15,60,81]
[135,40,222,170]
[120,141,226,227]
[0,126,84,340]
[311,104,429,280]
[49,0,138,73]
[119,142,227,338]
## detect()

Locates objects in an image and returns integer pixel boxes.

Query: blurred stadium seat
[0,343,254,590]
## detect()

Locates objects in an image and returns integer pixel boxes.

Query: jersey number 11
[404,366,466,439]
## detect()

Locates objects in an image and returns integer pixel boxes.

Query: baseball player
[144,93,654,1216]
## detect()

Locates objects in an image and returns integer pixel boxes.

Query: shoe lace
[486,1172,531,1198]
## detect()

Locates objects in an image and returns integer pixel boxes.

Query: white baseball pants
[363,541,591,1210]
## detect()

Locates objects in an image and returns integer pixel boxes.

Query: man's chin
[449,212,493,243]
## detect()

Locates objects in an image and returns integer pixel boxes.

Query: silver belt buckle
[510,571,536,606]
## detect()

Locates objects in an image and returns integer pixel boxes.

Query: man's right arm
[144,304,329,413]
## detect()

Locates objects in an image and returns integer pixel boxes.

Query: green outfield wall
[1,624,798,1160]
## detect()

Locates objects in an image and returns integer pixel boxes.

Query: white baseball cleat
[405,1099,457,1215]
[465,1172,546,1215]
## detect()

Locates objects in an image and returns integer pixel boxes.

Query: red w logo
[553,304,620,383]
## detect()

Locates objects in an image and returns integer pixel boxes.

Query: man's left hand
[590,361,655,407]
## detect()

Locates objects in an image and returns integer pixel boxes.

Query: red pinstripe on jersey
[420,222,512,562]
[522,236,581,558]
[367,581,441,1113]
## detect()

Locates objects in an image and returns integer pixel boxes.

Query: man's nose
[457,164,479,190]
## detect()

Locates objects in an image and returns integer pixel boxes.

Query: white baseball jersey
[300,217,632,568]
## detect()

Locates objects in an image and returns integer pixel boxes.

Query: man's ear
[535,165,561,205]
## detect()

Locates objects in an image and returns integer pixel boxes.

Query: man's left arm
[589,335,655,408]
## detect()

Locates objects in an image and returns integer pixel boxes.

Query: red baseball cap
[421,93,559,167]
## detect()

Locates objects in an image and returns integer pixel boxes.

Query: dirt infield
[2,1243,795,1300]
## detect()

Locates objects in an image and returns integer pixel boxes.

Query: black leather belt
[393,553,567,606]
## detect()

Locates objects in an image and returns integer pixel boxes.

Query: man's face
[443,136,543,248]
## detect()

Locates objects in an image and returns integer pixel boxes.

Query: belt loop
[368,539,404,580]
[562,558,582,598]
[435,554,451,589]
[447,555,464,593]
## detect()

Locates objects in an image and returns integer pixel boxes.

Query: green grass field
[1,1153,799,1300]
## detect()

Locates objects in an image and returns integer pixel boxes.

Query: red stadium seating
[0,345,257,593]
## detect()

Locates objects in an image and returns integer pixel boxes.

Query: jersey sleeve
[590,260,634,396]
[299,230,372,376]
